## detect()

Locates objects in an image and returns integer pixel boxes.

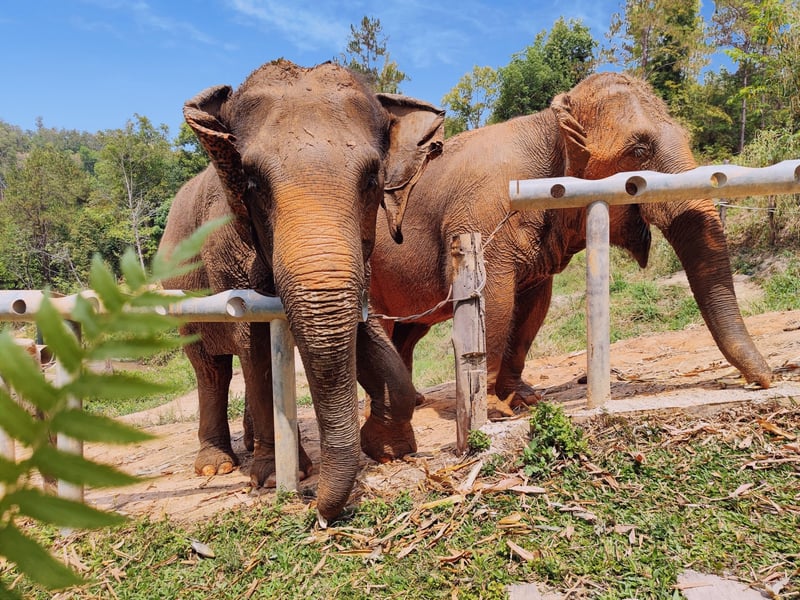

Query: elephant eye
[247,176,259,192]
[632,143,650,159]
[360,159,382,194]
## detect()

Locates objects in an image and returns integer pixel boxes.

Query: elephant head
[549,72,771,388]
[183,60,444,521]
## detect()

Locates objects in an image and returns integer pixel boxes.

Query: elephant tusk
[317,512,329,530]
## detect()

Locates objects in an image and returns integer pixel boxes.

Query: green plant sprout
[520,401,587,478]
[0,218,224,596]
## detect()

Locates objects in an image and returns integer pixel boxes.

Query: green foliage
[0,144,91,290]
[0,224,212,595]
[520,402,587,478]
[441,66,499,134]
[338,16,408,94]
[94,115,177,270]
[467,429,491,453]
[492,18,596,122]
[604,0,709,102]
[758,257,800,311]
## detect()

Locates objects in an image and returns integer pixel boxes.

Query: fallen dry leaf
[509,485,547,495]
[728,483,754,498]
[419,494,464,510]
[757,418,797,440]
[506,540,539,562]
[189,538,215,559]
[438,549,471,564]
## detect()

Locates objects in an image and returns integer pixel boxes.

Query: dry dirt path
[84,309,800,523]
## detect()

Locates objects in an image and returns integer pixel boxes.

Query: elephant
[158,59,445,523]
[368,72,772,415]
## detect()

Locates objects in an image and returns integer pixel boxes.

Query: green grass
[83,348,196,417]
[7,400,798,599]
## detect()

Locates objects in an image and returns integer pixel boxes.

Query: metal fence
[0,289,299,497]
[509,159,800,407]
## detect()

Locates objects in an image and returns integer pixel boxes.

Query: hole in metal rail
[227,296,246,318]
[11,299,26,315]
[795,164,800,182]
[710,172,727,188]
[625,176,646,196]
[550,184,565,199]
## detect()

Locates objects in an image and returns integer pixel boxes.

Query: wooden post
[586,201,610,408]
[451,233,487,454]
[271,318,299,492]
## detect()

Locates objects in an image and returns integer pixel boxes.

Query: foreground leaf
[151,216,227,281]
[51,410,153,444]
[89,255,126,313]
[31,446,140,488]
[65,372,172,401]
[0,386,41,446]
[9,488,126,529]
[119,248,146,292]
[0,522,82,589]
[35,296,83,374]
[0,334,59,412]
[87,335,191,361]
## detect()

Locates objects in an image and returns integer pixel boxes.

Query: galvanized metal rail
[509,159,800,407]
[0,289,299,498]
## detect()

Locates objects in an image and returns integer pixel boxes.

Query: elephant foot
[195,444,239,477]
[507,382,543,409]
[249,443,313,489]
[487,394,516,420]
[360,416,417,463]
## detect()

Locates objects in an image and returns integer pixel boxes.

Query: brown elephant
[158,60,444,523]
[369,72,771,414]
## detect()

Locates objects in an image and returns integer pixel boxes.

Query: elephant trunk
[272,209,366,523]
[647,201,772,388]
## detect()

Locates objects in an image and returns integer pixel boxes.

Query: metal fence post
[270,318,299,492]
[586,201,611,408]
[56,321,84,506]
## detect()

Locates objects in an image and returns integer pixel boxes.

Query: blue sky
[1,1,709,136]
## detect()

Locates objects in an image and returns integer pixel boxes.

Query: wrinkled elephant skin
[159,60,444,522]
[369,72,771,414]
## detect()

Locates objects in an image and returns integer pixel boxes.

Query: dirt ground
[77,304,800,524]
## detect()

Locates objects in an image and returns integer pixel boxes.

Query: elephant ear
[183,85,252,242]
[550,93,590,178]
[378,94,445,243]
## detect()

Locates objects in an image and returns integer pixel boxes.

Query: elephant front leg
[241,325,313,488]
[493,278,553,410]
[357,318,418,462]
[188,347,238,476]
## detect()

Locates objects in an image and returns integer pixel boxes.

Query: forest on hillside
[1,0,799,293]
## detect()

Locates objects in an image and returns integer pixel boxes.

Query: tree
[441,66,499,136]
[491,18,596,123]
[94,115,175,269]
[604,0,709,101]
[712,0,795,151]
[0,145,90,289]
[339,16,409,93]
